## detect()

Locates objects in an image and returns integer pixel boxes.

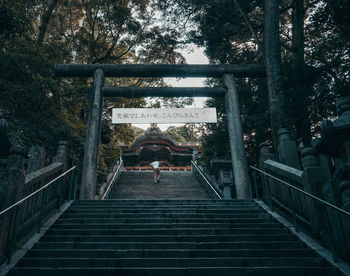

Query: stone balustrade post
[277,128,301,169]
[53,141,69,171]
[259,142,275,204]
[312,96,350,259]
[52,141,69,201]
[301,148,327,237]
[27,146,46,174]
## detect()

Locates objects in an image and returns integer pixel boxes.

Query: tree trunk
[263,0,287,142]
[292,0,304,69]
[292,0,312,146]
[37,0,59,45]
[264,0,300,168]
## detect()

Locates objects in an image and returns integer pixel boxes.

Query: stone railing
[191,161,223,199]
[0,139,75,265]
[262,159,312,230]
[100,160,124,200]
[256,96,350,261]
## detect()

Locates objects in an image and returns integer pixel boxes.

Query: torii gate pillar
[223,74,250,199]
[80,69,105,199]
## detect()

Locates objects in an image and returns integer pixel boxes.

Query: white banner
[112,108,217,124]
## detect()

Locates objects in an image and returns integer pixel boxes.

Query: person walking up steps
[150,158,160,184]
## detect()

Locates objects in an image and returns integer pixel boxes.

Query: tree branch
[37,0,59,45]
[232,0,264,54]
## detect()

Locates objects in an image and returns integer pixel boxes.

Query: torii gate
[55,64,265,200]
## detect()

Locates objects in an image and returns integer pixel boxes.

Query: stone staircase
[9,199,340,275]
[111,171,210,199]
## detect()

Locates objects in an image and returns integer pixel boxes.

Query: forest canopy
[1,0,349,172]
[156,0,350,164]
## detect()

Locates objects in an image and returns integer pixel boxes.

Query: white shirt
[150,161,160,169]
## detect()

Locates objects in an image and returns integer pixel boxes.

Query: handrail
[250,165,350,263]
[102,160,123,200]
[0,166,76,216]
[191,160,222,199]
[250,165,350,217]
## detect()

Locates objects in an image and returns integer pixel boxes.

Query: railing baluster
[288,186,299,232]
[336,212,350,253]
[267,178,273,210]
[101,160,123,200]
[190,160,222,200]
[58,177,63,212]
[37,189,47,234]
[68,167,75,201]
[7,205,21,264]
[74,175,78,200]
[253,172,259,201]
[323,207,338,263]
[249,177,253,200]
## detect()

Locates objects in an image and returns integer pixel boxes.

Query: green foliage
[3,0,349,180]
[0,0,191,188]
[164,124,202,142]
[157,0,350,164]
[132,126,145,140]
[164,128,186,142]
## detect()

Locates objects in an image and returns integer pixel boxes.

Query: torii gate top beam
[55,64,265,78]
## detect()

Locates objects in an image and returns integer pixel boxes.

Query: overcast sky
[133,46,209,131]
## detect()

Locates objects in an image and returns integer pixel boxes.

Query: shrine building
[121,124,200,171]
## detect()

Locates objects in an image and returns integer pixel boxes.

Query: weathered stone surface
[259,143,275,204]
[312,96,350,260]
[111,171,210,199]
[264,159,303,184]
[277,128,301,169]
[301,148,319,168]
[80,69,105,200]
[27,146,46,174]
[25,162,63,186]
[52,141,69,171]
[301,148,326,237]
[313,97,350,157]
[223,74,249,199]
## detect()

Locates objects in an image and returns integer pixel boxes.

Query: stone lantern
[313,96,350,237]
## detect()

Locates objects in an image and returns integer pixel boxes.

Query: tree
[156,0,350,165]
[0,0,192,185]
[164,124,202,142]
[263,0,288,143]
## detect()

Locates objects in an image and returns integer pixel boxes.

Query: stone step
[50,223,282,230]
[40,234,297,243]
[67,206,261,212]
[69,204,258,209]
[120,171,196,177]
[9,266,339,276]
[17,257,327,268]
[112,171,211,199]
[25,248,317,258]
[63,209,264,214]
[75,202,258,206]
[74,200,249,204]
[45,227,288,236]
[55,217,276,224]
[60,213,271,219]
[9,199,340,276]
[110,195,212,199]
[33,241,306,250]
